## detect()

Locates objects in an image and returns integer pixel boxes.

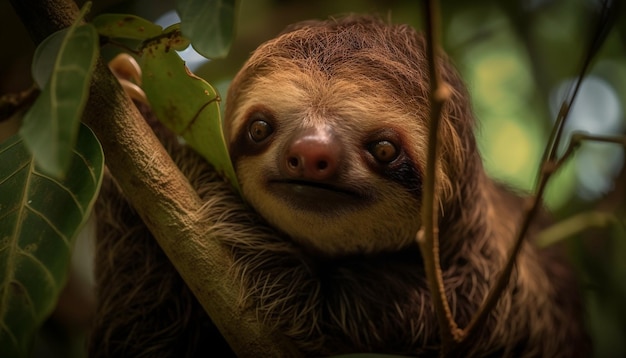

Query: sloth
[90,15,589,358]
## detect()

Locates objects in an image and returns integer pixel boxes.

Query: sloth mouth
[268,179,369,212]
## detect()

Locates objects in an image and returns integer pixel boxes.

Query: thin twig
[542,0,615,165]
[0,86,40,122]
[416,0,461,352]
[551,132,626,173]
[455,183,546,352]
[456,1,618,351]
[456,133,626,355]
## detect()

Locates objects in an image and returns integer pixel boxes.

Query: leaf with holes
[0,123,104,357]
[176,0,236,58]
[141,28,240,192]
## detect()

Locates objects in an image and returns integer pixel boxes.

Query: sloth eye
[248,118,273,142]
[369,140,398,163]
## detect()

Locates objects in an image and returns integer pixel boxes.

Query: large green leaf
[92,13,163,40]
[0,123,104,357]
[140,28,240,192]
[20,23,98,179]
[30,28,67,89]
[176,0,236,58]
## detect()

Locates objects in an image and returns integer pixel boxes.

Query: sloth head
[224,16,474,256]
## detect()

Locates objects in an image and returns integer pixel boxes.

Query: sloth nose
[283,127,341,181]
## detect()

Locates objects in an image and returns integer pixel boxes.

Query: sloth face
[226,66,429,256]
[224,17,463,256]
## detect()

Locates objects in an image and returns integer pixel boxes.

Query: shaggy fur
[89,108,234,358]
[91,16,589,357]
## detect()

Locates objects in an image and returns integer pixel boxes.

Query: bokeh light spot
[550,74,624,200]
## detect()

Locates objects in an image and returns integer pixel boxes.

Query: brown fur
[89,106,234,358]
[91,16,589,357]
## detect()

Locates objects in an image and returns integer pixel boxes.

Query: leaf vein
[0,206,19,223]
[7,279,37,319]
[0,159,34,323]
[32,171,85,216]
[57,64,88,75]
[19,249,59,290]
[0,321,19,346]
[0,136,23,155]
[25,204,71,249]
[73,149,97,185]
[0,162,29,186]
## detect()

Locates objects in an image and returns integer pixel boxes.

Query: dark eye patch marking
[383,156,422,198]
[362,128,422,199]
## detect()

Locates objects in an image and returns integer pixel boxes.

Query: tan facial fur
[224,17,463,256]
[232,74,422,254]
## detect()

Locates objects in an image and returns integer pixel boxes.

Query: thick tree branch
[9,0,301,356]
[10,0,79,44]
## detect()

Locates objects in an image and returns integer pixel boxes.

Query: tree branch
[416,0,461,352]
[552,132,626,173]
[455,2,619,351]
[9,0,301,356]
[458,127,626,354]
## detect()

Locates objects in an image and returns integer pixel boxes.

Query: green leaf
[176,0,236,58]
[20,23,99,179]
[31,28,67,89]
[92,13,163,40]
[162,23,191,51]
[0,123,104,357]
[141,35,240,192]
